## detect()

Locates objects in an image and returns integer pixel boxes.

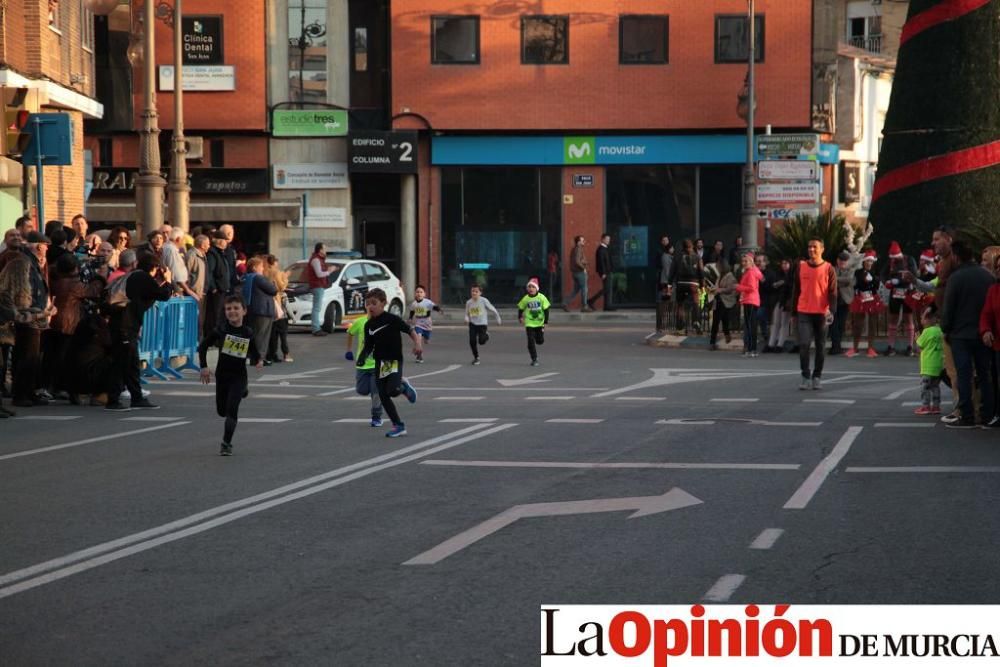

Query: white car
[284,256,406,332]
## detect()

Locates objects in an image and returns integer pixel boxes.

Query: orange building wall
[135,0,266,132]
[392,0,813,131]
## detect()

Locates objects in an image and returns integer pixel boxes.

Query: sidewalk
[434,307,655,325]
[647,330,911,354]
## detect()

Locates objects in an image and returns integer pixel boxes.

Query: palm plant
[766,213,852,264]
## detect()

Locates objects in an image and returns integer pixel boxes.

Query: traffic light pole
[31,114,44,224]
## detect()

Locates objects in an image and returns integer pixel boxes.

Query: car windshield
[286,261,343,284]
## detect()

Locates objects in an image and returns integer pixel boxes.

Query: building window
[521,15,568,65]
[288,0,328,104]
[80,1,95,51]
[848,14,882,53]
[620,15,668,64]
[715,15,764,63]
[354,27,368,71]
[48,0,61,29]
[431,16,480,64]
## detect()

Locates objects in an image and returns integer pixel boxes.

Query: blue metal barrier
[139,297,200,381]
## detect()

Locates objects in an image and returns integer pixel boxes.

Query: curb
[645,333,914,355]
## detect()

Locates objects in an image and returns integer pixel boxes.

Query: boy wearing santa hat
[518,278,551,366]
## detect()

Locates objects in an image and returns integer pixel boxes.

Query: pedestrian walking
[789,239,837,390]
[846,250,884,358]
[587,233,615,311]
[345,303,384,428]
[465,284,501,365]
[408,285,443,363]
[881,241,918,356]
[304,242,334,336]
[356,288,421,438]
[735,252,763,357]
[914,308,943,416]
[708,259,737,350]
[564,235,591,312]
[518,278,550,366]
[655,236,674,333]
[198,294,263,456]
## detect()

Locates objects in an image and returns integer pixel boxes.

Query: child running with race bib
[465,283,502,365]
[345,299,384,427]
[517,278,550,366]
[408,285,442,363]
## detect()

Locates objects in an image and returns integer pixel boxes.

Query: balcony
[849,34,882,53]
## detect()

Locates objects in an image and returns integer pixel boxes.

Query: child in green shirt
[914,307,943,415]
[517,278,550,366]
[345,306,384,427]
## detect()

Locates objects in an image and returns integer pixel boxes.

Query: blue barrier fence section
[140,297,200,381]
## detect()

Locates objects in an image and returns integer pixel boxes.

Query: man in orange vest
[305,242,334,336]
[790,238,838,391]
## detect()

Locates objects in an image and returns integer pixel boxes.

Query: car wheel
[388,299,404,317]
[322,302,342,333]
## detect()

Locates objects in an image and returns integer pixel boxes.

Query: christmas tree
[868,0,1000,253]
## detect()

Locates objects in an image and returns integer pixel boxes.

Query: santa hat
[863,250,877,262]
[526,278,540,289]
[888,241,903,259]
[919,249,936,263]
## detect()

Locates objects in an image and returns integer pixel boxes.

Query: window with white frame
[81,1,95,50]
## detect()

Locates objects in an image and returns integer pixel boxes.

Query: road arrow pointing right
[404,487,703,566]
[497,372,560,387]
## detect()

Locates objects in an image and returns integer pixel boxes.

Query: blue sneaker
[370,417,383,427]
[401,381,417,404]
[386,424,407,438]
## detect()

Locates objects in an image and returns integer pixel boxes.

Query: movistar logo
[564,136,596,164]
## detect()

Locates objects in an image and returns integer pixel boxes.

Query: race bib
[379,360,399,379]
[893,288,907,299]
[469,307,481,317]
[415,308,430,318]
[221,334,250,359]
[861,292,874,303]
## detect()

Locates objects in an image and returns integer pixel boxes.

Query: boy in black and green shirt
[517,278,551,366]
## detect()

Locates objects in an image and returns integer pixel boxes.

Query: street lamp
[157,0,190,233]
[737,0,757,253]
[133,0,165,240]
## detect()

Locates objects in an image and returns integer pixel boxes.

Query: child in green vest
[517,278,550,366]
[914,307,943,415]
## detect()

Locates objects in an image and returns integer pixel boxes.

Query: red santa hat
[526,277,540,289]
[919,249,936,263]
[862,249,877,262]
[888,241,903,259]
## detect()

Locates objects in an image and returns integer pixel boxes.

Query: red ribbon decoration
[871,139,1000,204]
[900,0,992,46]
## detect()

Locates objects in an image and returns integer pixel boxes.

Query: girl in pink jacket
[735,252,764,356]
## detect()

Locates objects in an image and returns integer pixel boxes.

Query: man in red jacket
[790,239,837,391]
[305,242,334,336]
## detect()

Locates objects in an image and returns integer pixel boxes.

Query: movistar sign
[564,137,595,164]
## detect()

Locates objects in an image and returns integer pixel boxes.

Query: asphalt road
[3,321,1000,665]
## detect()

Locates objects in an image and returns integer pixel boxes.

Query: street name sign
[756,133,820,158]
[758,160,818,181]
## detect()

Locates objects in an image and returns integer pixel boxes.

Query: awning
[85,200,302,223]
[1,68,104,120]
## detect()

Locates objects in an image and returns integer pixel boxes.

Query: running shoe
[104,402,130,412]
[386,424,407,438]
[929,406,941,415]
[886,347,897,357]
[866,348,878,358]
[799,378,811,391]
[131,399,160,409]
[845,349,858,358]
[940,411,962,424]
[220,442,233,456]
[371,417,383,427]
[985,416,1000,428]
[913,406,934,415]
[812,377,822,390]
[945,418,977,429]
[401,381,418,404]
[472,358,481,366]
[530,359,539,367]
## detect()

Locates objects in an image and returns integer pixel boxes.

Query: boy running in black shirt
[356,288,422,438]
[199,294,263,455]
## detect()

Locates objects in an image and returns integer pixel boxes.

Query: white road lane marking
[783,426,863,510]
[900,401,922,406]
[316,387,357,397]
[251,394,307,400]
[710,398,759,403]
[422,460,800,471]
[592,368,799,399]
[525,396,574,401]
[0,422,191,462]
[12,415,82,421]
[657,418,822,427]
[873,422,935,428]
[803,399,855,404]
[703,574,746,602]
[749,528,785,550]
[883,386,919,400]
[162,391,214,397]
[0,423,514,599]
[441,418,498,423]
[120,417,184,422]
[239,418,291,423]
[847,466,1000,473]
[406,364,462,380]
[333,418,375,423]
[434,397,485,401]
[546,418,604,424]
[257,366,341,381]
[615,396,666,401]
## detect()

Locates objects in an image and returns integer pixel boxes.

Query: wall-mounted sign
[758,207,820,220]
[840,160,861,204]
[272,110,348,137]
[758,160,818,181]
[756,133,821,158]
[91,168,268,195]
[348,131,418,174]
[572,174,594,188]
[159,65,235,92]
[757,182,821,206]
[304,207,347,229]
[182,16,223,65]
[272,163,348,189]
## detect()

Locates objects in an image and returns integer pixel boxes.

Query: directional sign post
[403,487,702,565]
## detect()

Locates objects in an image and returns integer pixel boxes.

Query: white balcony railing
[849,34,882,53]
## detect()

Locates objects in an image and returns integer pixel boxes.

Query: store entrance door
[356,207,399,276]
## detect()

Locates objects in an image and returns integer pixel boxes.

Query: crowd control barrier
[139,297,201,381]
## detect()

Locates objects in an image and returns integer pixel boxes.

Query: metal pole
[168,0,190,232]
[301,192,308,259]
[33,116,44,224]
[136,0,166,240]
[741,0,758,252]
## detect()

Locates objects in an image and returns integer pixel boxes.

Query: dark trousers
[267,318,290,361]
[952,338,995,423]
[469,323,489,358]
[249,315,273,364]
[797,313,828,379]
[376,366,404,426]
[525,327,545,361]
[108,331,142,404]
[0,342,10,392]
[42,331,76,393]
[203,291,224,341]
[710,299,734,344]
[742,305,759,353]
[12,325,41,402]
[757,301,771,343]
[830,302,849,351]
[216,372,247,444]
[588,275,613,310]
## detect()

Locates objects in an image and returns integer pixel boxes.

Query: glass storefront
[441,167,562,305]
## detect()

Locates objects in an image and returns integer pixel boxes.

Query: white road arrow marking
[497,372,559,387]
[404,487,702,566]
[592,368,799,398]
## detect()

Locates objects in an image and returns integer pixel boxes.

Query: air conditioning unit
[185,136,204,160]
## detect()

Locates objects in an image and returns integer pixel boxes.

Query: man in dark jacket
[220,224,240,292]
[203,232,231,339]
[11,232,53,407]
[941,241,995,428]
[105,252,173,411]
[241,256,278,366]
[587,233,615,311]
